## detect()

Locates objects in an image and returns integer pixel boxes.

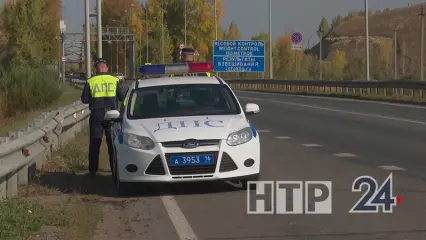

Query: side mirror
[245,103,260,115]
[104,110,121,122]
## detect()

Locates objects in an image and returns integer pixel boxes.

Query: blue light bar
[139,62,213,76]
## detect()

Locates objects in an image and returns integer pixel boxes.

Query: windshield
[127,84,241,119]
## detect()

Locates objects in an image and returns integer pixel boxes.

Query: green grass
[0,84,82,136]
[0,198,68,240]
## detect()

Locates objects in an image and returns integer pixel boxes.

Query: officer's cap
[94,58,108,66]
[181,48,195,55]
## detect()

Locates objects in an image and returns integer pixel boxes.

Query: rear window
[127,84,241,119]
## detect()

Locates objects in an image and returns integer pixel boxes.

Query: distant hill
[308,3,425,79]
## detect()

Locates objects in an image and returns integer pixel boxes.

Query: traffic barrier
[0,92,90,200]
[225,80,426,101]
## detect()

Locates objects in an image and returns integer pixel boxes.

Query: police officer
[177,48,212,77]
[81,58,125,177]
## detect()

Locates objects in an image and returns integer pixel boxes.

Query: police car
[104,62,261,195]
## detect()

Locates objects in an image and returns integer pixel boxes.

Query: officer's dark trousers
[88,111,114,174]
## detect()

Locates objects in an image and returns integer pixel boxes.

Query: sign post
[60,20,66,83]
[213,40,265,74]
[291,32,303,79]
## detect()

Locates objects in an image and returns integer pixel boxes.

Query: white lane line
[378,165,406,171]
[238,96,426,126]
[333,153,357,158]
[302,143,322,147]
[257,129,271,133]
[235,90,426,109]
[275,136,292,140]
[160,195,198,240]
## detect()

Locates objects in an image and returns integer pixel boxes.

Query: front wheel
[114,159,135,196]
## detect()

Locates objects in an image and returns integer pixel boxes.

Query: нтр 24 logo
[349,173,404,213]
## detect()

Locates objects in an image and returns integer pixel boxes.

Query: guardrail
[225,80,426,101]
[0,87,90,199]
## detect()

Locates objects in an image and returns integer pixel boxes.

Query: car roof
[132,75,227,89]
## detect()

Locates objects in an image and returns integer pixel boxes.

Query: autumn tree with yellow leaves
[0,0,64,116]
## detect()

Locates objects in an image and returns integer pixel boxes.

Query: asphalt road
[93,90,426,240]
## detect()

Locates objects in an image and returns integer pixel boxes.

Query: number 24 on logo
[349,173,404,213]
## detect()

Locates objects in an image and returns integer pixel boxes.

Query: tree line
[101,0,414,81]
[0,0,63,117]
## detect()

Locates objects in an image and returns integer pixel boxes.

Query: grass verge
[0,84,82,136]
[0,128,110,240]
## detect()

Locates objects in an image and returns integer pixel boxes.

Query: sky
[1,0,425,47]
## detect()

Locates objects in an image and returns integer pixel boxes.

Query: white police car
[104,62,261,195]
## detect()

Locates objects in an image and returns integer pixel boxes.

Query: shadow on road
[38,170,243,198]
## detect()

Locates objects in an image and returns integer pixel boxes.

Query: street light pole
[85,0,91,78]
[365,0,370,81]
[185,0,187,46]
[420,5,425,81]
[97,0,102,58]
[269,0,273,79]
[215,0,217,40]
[319,29,323,80]
[162,0,164,63]
[394,28,397,80]
[146,2,149,63]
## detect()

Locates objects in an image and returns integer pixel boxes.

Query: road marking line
[238,96,426,126]
[236,90,426,109]
[257,129,271,133]
[302,143,322,147]
[378,165,406,171]
[160,195,198,240]
[275,136,292,140]
[333,153,357,157]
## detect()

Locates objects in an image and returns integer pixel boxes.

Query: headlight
[227,127,253,146]
[124,133,155,150]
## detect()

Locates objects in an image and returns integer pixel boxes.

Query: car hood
[125,115,249,142]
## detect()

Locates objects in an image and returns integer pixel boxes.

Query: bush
[0,65,63,117]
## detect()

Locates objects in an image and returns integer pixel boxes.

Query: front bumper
[115,137,260,183]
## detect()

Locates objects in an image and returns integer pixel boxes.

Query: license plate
[170,154,214,166]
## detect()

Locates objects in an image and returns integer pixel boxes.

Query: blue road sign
[213,40,265,72]
[291,32,303,44]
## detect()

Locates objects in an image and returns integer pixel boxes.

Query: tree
[330,15,343,33]
[273,34,293,79]
[144,0,173,64]
[317,17,330,37]
[101,0,144,73]
[1,0,60,67]
[224,21,241,40]
[330,50,347,79]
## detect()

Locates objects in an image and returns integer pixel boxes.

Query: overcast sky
[1,0,425,46]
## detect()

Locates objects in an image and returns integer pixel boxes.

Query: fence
[0,84,90,200]
[226,80,426,101]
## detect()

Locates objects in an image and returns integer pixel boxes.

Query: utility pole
[61,35,66,83]
[318,27,323,80]
[215,0,217,40]
[85,0,91,79]
[365,0,370,81]
[184,0,187,46]
[59,20,66,83]
[97,0,102,58]
[146,2,149,63]
[419,5,425,80]
[394,28,397,80]
[162,0,164,63]
[269,0,273,79]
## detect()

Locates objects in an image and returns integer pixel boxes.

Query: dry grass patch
[2,127,113,240]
